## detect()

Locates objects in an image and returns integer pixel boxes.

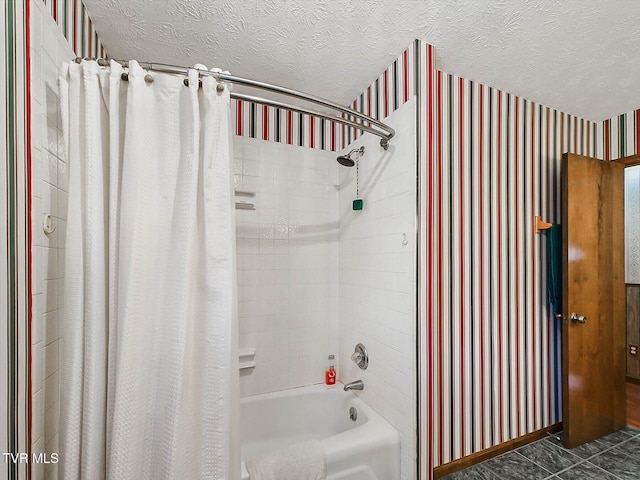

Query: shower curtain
[58,60,239,480]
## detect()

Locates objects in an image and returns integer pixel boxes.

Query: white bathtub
[240,383,400,480]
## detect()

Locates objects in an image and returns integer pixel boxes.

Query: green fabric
[547,224,563,316]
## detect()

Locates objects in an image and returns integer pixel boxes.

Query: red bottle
[325,354,336,385]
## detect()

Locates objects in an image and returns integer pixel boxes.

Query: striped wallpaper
[418,39,437,480]
[600,107,640,161]
[3,1,32,479]
[8,3,640,476]
[426,70,598,467]
[233,103,344,151]
[40,0,105,58]
[232,44,415,151]
[342,42,415,148]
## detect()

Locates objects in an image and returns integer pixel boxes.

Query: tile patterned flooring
[443,427,640,480]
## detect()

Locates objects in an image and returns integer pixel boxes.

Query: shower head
[337,155,356,167]
[336,146,365,167]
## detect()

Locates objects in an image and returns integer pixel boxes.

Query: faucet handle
[351,343,368,370]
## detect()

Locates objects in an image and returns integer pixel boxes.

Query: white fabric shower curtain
[58,60,239,480]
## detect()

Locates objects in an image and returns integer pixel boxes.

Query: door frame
[612,154,640,168]
[615,153,640,381]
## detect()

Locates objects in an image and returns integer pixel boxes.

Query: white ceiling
[84,0,640,121]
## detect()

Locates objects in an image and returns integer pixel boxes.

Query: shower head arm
[347,146,365,159]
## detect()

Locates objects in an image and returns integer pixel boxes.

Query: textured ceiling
[83,0,640,121]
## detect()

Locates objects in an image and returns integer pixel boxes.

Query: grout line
[586,435,637,458]
[513,450,555,475]
[588,461,625,480]
[538,435,636,479]
[450,432,639,480]
[514,439,580,476]
[498,436,635,479]
[554,458,626,480]
[550,457,601,478]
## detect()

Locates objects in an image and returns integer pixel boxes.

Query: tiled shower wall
[30,1,76,478]
[234,136,340,397]
[338,99,417,480]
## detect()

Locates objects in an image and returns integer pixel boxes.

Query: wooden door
[561,152,626,448]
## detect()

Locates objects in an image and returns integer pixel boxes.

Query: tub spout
[343,380,364,391]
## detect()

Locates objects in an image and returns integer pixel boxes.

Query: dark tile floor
[443,427,640,480]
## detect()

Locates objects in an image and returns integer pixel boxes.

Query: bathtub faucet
[343,380,364,391]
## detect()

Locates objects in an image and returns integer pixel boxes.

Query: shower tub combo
[240,384,400,480]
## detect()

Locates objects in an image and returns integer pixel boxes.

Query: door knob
[570,312,587,324]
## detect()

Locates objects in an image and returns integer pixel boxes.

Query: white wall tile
[32,435,45,480]
[43,310,59,346]
[44,401,59,444]
[30,1,75,470]
[235,108,417,479]
[31,147,44,199]
[235,136,339,398]
[43,247,58,281]
[32,294,44,344]
[32,245,44,294]
[32,387,44,445]
[44,342,59,381]
[44,432,59,480]
[56,189,68,221]
[32,342,45,391]
[42,371,58,415]
[338,99,417,480]
[43,279,58,313]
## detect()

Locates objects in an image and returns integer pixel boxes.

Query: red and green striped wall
[3,1,32,479]
[233,43,416,152]
[40,0,105,58]
[419,39,437,480]
[332,38,587,475]
[600,107,640,161]
[233,102,344,151]
[426,69,598,467]
[342,42,415,148]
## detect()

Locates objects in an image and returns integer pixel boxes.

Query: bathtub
[240,383,400,480]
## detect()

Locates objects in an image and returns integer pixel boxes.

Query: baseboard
[433,422,563,479]
[627,376,640,386]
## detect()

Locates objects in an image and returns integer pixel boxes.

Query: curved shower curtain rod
[83,57,396,150]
